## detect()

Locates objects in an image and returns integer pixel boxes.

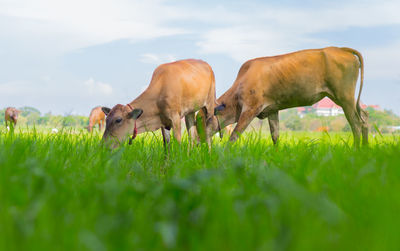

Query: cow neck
[216,91,236,128]
[127,92,160,135]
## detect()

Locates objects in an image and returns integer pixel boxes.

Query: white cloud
[194,1,400,81]
[84,78,113,96]
[41,75,52,82]
[0,0,186,55]
[195,1,400,61]
[1,0,400,114]
[197,26,325,62]
[364,41,400,79]
[140,53,177,65]
[0,80,35,95]
[2,0,399,59]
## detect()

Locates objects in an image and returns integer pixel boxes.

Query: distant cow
[87,106,105,132]
[5,107,20,128]
[102,59,216,148]
[200,47,368,147]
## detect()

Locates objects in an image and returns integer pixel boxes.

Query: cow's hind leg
[9,121,15,133]
[185,112,197,146]
[360,109,369,145]
[268,111,279,145]
[230,106,261,142]
[338,99,362,148]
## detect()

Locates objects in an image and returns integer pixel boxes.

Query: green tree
[0,108,5,124]
[19,106,41,117]
[285,115,302,131]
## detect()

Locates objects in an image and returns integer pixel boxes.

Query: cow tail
[341,47,365,122]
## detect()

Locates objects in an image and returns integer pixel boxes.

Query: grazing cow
[200,47,368,147]
[5,107,20,128]
[102,59,216,148]
[87,106,105,132]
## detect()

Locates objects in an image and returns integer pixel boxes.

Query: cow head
[214,103,226,115]
[101,104,143,148]
[211,103,228,137]
[196,103,228,142]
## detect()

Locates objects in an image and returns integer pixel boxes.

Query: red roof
[368,105,381,110]
[360,103,367,109]
[297,98,379,111]
[312,97,342,109]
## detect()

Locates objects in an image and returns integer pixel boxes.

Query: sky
[0,0,400,115]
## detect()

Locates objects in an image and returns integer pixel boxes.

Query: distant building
[297,97,381,117]
[313,97,344,116]
[297,107,306,118]
[360,104,383,112]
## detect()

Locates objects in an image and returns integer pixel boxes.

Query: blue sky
[1,0,400,115]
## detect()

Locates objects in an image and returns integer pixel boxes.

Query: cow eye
[115,118,123,123]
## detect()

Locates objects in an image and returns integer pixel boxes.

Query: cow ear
[128,108,143,120]
[102,107,111,115]
[214,104,226,115]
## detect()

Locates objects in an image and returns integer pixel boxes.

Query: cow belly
[181,100,207,117]
[275,92,327,110]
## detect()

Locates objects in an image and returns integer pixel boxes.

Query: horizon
[0,96,388,117]
[1,0,400,115]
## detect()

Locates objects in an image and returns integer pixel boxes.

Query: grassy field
[1,128,400,250]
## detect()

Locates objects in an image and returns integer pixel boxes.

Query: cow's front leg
[230,107,261,142]
[171,114,182,143]
[161,127,171,152]
[185,112,197,147]
[268,111,279,145]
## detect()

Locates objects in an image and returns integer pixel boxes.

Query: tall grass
[0,128,399,250]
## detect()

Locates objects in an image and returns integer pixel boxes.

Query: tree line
[0,107,89,128]
[1,106,400,133]
[277,107,400,133]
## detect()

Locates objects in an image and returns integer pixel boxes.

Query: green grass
[1,128,400,250]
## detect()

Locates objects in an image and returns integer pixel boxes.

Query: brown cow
[87,106,105,132]
[102,59,216,148]
[5,107,20,128]
[200,47,368,147]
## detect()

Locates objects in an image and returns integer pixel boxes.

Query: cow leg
[9,121,15,132]
[171,114,182,143]
[341,102,362,148]
[268,111,279,145]
[203,103,215,147]
[360,109,369,145]
[185,112,197,146]
[230,107,261,142]
[161,126,171,149]
[98,122,102,131]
